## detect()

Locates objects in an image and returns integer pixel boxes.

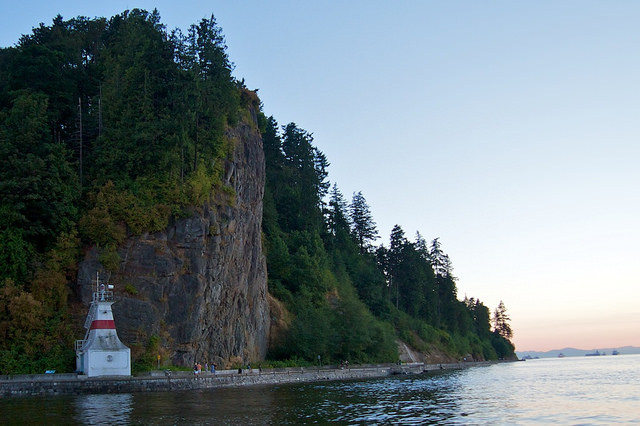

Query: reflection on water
[1,355,639,425]
[277,371,465,424]
[132,385,278,425]
[73,393,133,425]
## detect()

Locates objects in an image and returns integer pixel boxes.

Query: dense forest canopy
[0,10,514,373]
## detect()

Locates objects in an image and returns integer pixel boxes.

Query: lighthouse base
[78,348,131,377]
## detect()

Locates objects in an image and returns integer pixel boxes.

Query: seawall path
[0,361,497,398]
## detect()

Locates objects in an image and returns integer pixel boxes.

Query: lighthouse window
[106,355,113,362]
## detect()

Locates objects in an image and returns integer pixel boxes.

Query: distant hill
[516,346,640,359]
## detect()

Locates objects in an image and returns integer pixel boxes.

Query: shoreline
[0,361,502,398]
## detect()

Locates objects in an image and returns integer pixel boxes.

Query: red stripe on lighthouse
[90,320,115,330]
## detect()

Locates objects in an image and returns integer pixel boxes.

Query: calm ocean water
[2,354,639,424]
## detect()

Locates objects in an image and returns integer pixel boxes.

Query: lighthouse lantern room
[75,273,131,377]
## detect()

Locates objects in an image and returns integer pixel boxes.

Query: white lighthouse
[75,273,131,377]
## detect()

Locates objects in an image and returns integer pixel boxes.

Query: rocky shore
[1,361,497,398]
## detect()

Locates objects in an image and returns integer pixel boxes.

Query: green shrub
[124,284,138,296]
[98,246,120,273]
[133,335,160,373]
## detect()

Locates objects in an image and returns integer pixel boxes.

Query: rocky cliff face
[77,107,269,368]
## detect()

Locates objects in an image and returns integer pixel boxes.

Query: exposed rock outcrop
[77,105,269,368]
[396,339,469,364]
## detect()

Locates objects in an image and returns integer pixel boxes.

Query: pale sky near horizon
[2,1,639,352]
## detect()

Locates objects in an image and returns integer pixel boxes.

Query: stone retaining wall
[0,362,494,398]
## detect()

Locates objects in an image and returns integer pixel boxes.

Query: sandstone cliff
[76,106,269,368]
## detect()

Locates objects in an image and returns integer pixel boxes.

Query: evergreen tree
[387,224,407,308]
[429,237,454,279]
[465,297,492,337]
[313,148,330,201]
[90,9,178,184]
[378,227,437,322]
[262,116,284,177]
[326,184,350,237]
[492,300,513,340]
[187,15,233,82]
[350,191,378,253]
[0,91,78,251]
[414,231,429,260]
[270,123,328,233]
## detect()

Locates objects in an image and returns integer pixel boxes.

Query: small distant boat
[612,349,620,355]
[585,350,602,356]
[558,353,566,358]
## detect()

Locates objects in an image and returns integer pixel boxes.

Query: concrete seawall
[0,362,495,398]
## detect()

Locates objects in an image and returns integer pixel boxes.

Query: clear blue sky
[2,1,639,352]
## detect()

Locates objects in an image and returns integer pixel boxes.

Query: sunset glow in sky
[2,1,639,352]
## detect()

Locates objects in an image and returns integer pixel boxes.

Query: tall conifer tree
[350,191,377,253]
